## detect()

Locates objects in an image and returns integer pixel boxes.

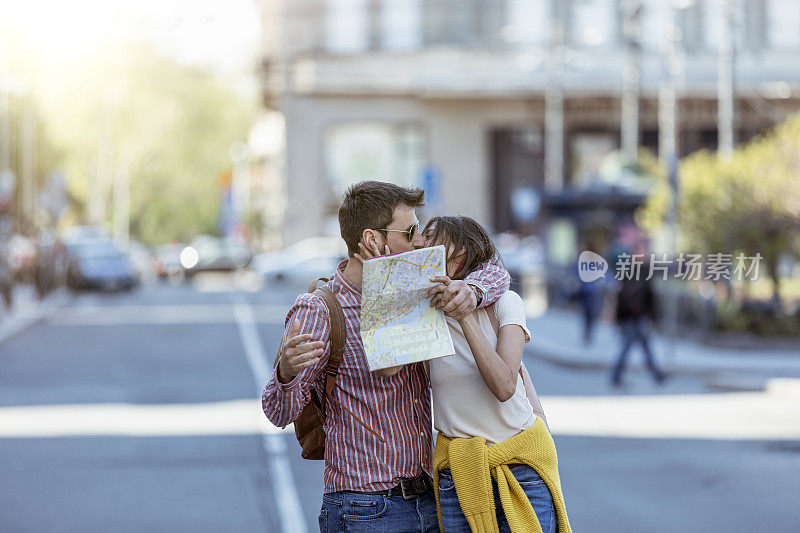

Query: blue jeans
[611,319,665,384]
[319,488,439,533]
[438,465,557,533]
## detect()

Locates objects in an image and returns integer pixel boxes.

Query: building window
[767,0,800,50]
[678,0,705,51]
[324,123,427,196]
[325,0,369,53]
[570,0,615,48]
[639,1,664,52]
[570,132,616,189]
[424,0,507,47]
[381,0,422,51]
[743,0,767,51]
[505,0,547,47]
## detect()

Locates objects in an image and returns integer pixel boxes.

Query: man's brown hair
[422,216,502,280]
[338,181,425,256]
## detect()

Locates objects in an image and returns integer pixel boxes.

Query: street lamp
[620,0,642,166]
[659,0,690,372]
[718,0,736,159]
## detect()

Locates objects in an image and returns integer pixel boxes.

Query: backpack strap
[306,278,346,421]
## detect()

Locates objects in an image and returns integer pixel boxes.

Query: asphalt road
[0,275,797,532]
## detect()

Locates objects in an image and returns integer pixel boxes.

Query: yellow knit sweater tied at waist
[432,417,572,533]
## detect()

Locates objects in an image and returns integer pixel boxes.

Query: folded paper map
[360,245,455,371]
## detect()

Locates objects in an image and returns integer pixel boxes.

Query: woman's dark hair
[422,216,502,280]
[339,181,425,257]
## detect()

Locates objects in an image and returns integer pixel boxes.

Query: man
[262,181,509,532]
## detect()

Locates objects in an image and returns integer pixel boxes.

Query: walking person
[610,244,667,387]
[575,239,606,345]
[262,181,510,533]
[378,216,572,533]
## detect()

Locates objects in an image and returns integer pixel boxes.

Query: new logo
[578,251,608,282]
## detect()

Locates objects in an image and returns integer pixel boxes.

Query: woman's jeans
[438,465,557,532]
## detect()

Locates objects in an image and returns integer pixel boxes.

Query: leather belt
[356,474,430,500]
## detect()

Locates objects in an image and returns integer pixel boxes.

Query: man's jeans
[319,488,439,532]
[438,465,557,533]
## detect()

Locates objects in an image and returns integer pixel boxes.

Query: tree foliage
[40,43,255,244]
[639,114,800,299]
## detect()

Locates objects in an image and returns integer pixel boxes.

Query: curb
[526,345,609,372]
[704,374,769,392]
[526,340,800,391]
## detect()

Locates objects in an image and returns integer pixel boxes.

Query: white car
[251,237,348,290]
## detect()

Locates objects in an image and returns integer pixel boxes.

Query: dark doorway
[490,127,545,235]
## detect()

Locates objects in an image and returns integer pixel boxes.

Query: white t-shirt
[429,290,537,446]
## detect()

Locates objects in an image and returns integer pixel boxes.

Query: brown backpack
[273,278,347,460]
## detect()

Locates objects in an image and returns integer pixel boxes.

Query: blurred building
[258,0,800,260]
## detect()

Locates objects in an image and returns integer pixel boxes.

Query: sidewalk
[525,307,800,389]
[0,285,72,345]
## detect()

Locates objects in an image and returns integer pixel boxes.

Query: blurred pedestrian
[34,227,57,298]
[576,239,606,345]
[611,244,666,387]
[0,214,14,310]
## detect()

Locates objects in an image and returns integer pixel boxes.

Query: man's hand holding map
[360,245,455,371]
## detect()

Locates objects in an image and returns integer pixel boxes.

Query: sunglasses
[378,222,420,242]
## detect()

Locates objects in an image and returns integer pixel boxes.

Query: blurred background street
[2,0,800,531]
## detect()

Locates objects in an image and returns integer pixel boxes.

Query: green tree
[40,43,255,244]
[639,115,800,301]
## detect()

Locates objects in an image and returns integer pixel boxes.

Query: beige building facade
[258,0,800,251]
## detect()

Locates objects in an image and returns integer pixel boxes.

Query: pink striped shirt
[262,259,509,493]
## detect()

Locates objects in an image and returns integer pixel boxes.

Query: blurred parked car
[126,240,156,284]
[153,242,185,279]
[63,225,111,243]
[180,235,251,276]
[251,237,347,290]
[66,238,137,291]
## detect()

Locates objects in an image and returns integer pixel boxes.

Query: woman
[378,216,571,533]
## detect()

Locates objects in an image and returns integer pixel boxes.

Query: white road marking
[542,389,800,440]
[233,297,308,533]
[1,390,797,441]
[48,304,289,326]
[0,399,291,438]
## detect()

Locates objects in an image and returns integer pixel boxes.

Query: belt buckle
[400,479,414,500]
[400,476,425,500]
[400,479,419,500]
